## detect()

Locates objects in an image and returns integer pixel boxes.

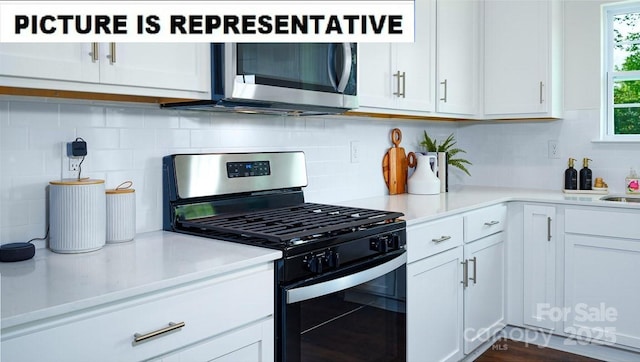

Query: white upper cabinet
[99,43,209,93]
[0,43,211,99]
[0,43,99,83]
[357,0,436,114]
[483,0,562,119]
[436,0,479,116]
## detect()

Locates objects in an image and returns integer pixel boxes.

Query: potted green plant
[420,131,472,176]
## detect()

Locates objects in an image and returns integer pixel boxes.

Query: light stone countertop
[0,231,281,329]
[2,186,636,331]
[339,185,640,225]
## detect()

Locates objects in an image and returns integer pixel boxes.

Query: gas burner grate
[178,203,403,245]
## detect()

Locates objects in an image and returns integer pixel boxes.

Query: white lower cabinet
[408,246,464,362]
[462,232,506,354]
[406,215,464,362]
[154,318,273,362]
[406,206,506,361]
[523,204,557,330]
[1,264,275,362]
[564,208,640,350]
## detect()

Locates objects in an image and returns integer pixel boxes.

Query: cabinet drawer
[463,204,507,243]
[407,216,463,263]
[565,208,640,240]
[2,265,274,362]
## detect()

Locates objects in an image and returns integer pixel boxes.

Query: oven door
[280,251,406,362]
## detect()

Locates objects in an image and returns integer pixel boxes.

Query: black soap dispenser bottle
[579,158,593,190]
[564,158,578,190]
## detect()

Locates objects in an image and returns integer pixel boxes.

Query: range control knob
[370,236,390,253]
[304,254,323,274]
[325,250,340,269]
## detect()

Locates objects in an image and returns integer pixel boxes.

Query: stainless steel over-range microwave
[163,43,358,116]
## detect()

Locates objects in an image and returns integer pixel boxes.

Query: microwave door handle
[336,43,352,93]
[327,43,339,91]
[286,252,407,304]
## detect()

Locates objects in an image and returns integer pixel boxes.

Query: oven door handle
[286,252,407,304]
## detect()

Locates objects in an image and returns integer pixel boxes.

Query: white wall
[457,0,640,192]
[0,97,457,246]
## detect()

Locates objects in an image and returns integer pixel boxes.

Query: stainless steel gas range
[163,151,407,362]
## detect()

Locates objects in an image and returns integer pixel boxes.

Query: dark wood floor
[475,339,603,362]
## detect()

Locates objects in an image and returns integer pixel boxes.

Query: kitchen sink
[600,196,640,203]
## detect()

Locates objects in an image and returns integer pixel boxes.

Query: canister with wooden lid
[49,178,106,253]
[106,181,136,243]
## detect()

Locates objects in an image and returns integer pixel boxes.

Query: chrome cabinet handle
[484,220,500,226]
[109,42,116,64]
[132,322,185,346]
[539,81,544,104]
[91,42,99,62]
[461,260,468,288]
[547,216,552,241]
[393,71,406,98]
[469,256,477,284]
[287,253,406,304]
[440,79,448,102]
[431,235,451,243]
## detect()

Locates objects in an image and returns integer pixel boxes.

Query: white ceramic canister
[105,181,136,243]
[49,179,106,253]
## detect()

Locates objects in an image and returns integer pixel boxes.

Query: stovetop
[177,202,404,250]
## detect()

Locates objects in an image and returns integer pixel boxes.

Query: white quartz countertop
[339,186,640,225]
[0,231,281,329]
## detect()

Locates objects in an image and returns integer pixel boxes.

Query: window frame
[601,1,640,142]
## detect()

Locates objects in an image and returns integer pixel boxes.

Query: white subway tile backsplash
[120,128,155,149]
[59,104,106,128]
[1,127,28,150]
[179,111,212,129]
[76,128,120,150]
[29,127,76,151]
[190,129,221,148]
[156,129,190,149]
[7,91,640,245]
[144,109,179,129]
[0,101,8,126]
[106,107,145,128]
[91,149,133,171]
[9,101,59,127]
[1,150,44,176]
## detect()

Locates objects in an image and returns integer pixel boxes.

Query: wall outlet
[350,141,361,163]
[61,142,83,179]
[69,157,82,171]
[548,140,560,159]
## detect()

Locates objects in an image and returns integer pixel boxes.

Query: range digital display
[227,161,271,178]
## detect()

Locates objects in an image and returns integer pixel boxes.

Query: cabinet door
[0,43,99,83]
[98,43,210,92]
[407,246,464,362]
[395,0,435,112]
[357,43,396,109]
[156,319,274,362]
[436,0,479,115]
[565,234,640,349]
[483,0,549,116]
[523,204,556,330]
[463,232,505,354]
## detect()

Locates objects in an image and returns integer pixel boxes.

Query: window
[603,1,640,140]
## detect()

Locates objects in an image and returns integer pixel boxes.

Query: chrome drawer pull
[484,220,500,226]
[132,321,185,346]
[460,260,468,288]
[431,235,452,243]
